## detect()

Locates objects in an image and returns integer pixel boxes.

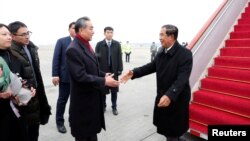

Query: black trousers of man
[56,82,70,126]
[125,53,131,62]
[102,65,118,111]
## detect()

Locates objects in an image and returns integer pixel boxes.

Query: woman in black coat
[0,23,28,141]
[121,24,193,141]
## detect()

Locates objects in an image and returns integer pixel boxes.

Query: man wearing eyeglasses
[8,21,51,141]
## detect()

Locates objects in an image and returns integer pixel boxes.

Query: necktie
[108,41,111,66]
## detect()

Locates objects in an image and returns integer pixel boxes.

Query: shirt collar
[165,43,174,53]
[105,39,112,44]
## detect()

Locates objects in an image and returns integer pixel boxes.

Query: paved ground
[38,46,206,141]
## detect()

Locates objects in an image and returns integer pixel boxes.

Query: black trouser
[103,92,117,110]
[56,82,70,126]
[125,53,130,62]
[103,65,118,110]
[27,123,40,141]
[75,135,98,141]
[0,109,28,141]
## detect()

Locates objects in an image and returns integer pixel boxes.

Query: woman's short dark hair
[0,23,9,30]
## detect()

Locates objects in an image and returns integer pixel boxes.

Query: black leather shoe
[57,125,67,133]
[112,109,118,115]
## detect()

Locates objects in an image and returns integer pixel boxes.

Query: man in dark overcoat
[95,26,123,115]
[121,24,193,141]
[66,17,119,141]
[9,21,51,141]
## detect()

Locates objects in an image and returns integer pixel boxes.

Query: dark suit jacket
[132,41,193,137]
[66,37,106,138]
[52,36,71,83]
[95,39,123,93]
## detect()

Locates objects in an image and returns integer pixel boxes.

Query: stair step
[189,103,250,125]
[238,18,250,24]
[245,6,250,13]
[230,31,250,39]
[192,90,250,117]
[234,25,250,32]
[189,120,208,134]
[208,67,250,83]
[214,56,250,69]
[200,78,250,98]
[225,39,250,47]
[241,12,250,18]
[220,47,250,57]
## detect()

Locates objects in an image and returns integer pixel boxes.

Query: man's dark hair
[8,21,27,34]
[162,24,178,40]
[69,22,75,29]
[75,16,90,33]
[0,23,9,30]
[104,26,113,32]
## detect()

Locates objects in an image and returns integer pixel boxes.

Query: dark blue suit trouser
[56,82,70,126]
[103,91,117,110]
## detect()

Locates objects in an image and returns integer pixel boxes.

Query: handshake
[104,70,133,87]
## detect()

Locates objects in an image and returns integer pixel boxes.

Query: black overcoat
[132,41,193,137]
[95,39,123,93]
[66,38,106,138]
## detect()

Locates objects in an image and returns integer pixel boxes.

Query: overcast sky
[0,0,224,46]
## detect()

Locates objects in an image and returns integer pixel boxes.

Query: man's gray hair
[75,16,90,33]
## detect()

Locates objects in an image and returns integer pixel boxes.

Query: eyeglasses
[14,31,32,37]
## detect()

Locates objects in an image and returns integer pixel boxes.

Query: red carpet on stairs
[189,2,250,138]
[220,47,250,57]
[230,31,250,39]
[208,67,250,83]
[214,56,250,70]
[200,78,250,98]
[190,103,250,125]
[192,90,250,117]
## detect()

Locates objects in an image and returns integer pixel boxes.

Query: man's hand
[52,77,60,86]
[157,95,171,107]
[105,74,120,87]
[120,70,133,84]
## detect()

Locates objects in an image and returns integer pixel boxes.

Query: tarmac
[38,46,206,141]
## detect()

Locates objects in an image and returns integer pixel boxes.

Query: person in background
[8,21,51,141]
[182,42,188,48]
[120,41,125,61]
[66,16,119,141]
[95,26,123,115]
[124,41,132,62]
[150,41,158,62]
[52,22,76,133]
[0,23,28,141]
[121,24,193,141]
